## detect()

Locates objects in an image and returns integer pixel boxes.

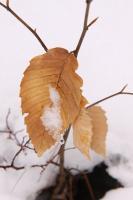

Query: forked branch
[73,0,98,57]
[87,85,133,108]
[0,1,48,51]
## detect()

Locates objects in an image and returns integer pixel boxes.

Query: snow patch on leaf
[41,86,63,142]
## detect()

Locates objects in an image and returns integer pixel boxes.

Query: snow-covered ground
[0,0,133,199]
[101,188,133,200]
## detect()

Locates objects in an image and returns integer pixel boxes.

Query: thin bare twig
[87,17,99,28]
[6,0,9,7]
[73,0,98,57]
[68,175,73,200]
[82,173,96,200]
[0,1,48,51]
[5,108,10,128]
[87,84,133,109]
[0,109,26,146]
[11,138,30,166]
[0,162,55,171]
[0,132,74,172]
[0,146,73,171]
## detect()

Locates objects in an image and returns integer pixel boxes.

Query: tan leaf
[73,108,93,158]
[87,106,108,156]
[20,47,87,156]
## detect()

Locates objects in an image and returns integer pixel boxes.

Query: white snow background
[0,0,133,199]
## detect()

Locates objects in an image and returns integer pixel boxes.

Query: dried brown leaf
[73,108,93,158]
[87,106,108,156]
[20,48,87,155]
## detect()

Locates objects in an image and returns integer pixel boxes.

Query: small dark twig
[68,175,73,200]
[82,173,96,200]
[0,134,74,172]
[73,0,98,57]
[87,17,99,28]
[0,150,69,172]
[11,138,30,166]
[0,1,48,52]
[13,129,26,146]
[87,85,133,109]
[1,109,27,146]
[6,0,9,7]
